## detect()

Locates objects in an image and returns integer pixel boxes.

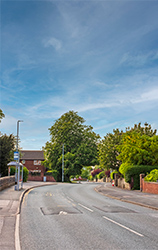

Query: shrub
[144,169,158,182]
[10,166,16,175]
[110,170,118,180]
[105,170,110,177]
[45,170,58,181]
[23,167,29,182]
[9,166,28,182]
[88,175,94,181]
[91,168,102,177]
[98,171,105,179]
[125,165,158,189]
[119,163,131,177]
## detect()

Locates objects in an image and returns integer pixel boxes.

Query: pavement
[0,181,158,250]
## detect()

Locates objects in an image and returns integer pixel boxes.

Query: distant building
[20,150,55,182]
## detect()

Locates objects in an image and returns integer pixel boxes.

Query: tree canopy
[0,109,5,123]
[117,131,158,166]
[98,129,122,170]
[0,134,16,176]
[43,111,100,181]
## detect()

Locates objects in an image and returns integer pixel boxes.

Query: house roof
[20,150,44,160]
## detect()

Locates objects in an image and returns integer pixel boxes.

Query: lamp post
[62,144,64,182]
[16,120,23,190]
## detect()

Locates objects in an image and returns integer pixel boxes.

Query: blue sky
[1,0,158,150]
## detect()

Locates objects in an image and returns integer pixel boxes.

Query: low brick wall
[140,176,158,194]
[0,176,15,191]
[28,174,56,182]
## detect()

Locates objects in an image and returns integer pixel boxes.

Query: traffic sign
[14,151,19,160]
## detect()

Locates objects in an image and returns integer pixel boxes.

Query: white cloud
[120,50,158,67]
[43,37,62,51]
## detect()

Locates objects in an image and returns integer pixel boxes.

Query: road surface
[19,183,158,250]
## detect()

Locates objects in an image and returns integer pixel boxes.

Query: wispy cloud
[43,37,62,51]
[120,50,158,67]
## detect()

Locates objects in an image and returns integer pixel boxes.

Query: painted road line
[78,203,93,212]
[67,197,74,202]
[103,216,144,237]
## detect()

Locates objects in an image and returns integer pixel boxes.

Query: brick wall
[28,173,56,182]
[140,174,158,194]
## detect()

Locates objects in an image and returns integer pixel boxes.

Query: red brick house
[20,150,55,182]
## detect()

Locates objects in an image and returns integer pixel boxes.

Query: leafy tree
[0,134,16,176]
[0,109,5,123]
[98,122,156,172]
[81,166,92,179]
[43,111,100,181]
[98,129,123,170]
[117,132,158,167]
[125,122,156,137]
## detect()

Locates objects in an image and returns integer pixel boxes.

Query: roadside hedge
[125,165,158,189]
[45,170,58,181]
[9,166,29,182]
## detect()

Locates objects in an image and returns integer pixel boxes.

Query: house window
[34,160,41,165]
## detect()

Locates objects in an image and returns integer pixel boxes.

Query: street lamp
[16,120,23,190]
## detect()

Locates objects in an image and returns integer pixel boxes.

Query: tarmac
[0,181,158,250]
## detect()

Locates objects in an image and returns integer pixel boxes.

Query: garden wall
[28,173,56,182]
[117,178,131,190]
[140,174,158,194]
[0,176,15,191]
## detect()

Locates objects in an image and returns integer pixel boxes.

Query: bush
[110,170,118,180]
[125,165,158,189]
[105,170,110,177]
[9,166,28,182]
[23,167,29,182]
[119,163,131,177]
[88,175,94,181]
[144,169,158,182]
[91,168,102,177]
[45,170,58,181]
[10,166,16,175]
[98,171,105,179]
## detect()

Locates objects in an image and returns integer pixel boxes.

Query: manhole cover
[93,206,136,213]
[41,206,82,215]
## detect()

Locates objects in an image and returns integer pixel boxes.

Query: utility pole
[16,120,23,190]
[62,144,64,182]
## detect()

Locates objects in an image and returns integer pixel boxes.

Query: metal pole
[62,144,64,182]
[16,120,23,191]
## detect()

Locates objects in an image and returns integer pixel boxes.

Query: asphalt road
[20,183,158,250]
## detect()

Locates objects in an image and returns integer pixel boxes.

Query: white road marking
[103,216,144,237]
[67,197,74,202]
[78,203,93,212]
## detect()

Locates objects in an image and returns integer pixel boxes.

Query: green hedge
[125,165,158,189]
[98,171,105,179]
[9,166,29,182]
[44,170,58,181]
[110,170,118,180]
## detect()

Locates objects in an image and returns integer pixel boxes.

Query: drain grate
[41,206,82,215]
[93,205,136,213]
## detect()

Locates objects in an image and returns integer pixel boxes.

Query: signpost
[14,151,19,161]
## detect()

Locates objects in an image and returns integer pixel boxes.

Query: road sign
[14,151,19,160]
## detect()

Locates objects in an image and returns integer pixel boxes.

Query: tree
[43,111,100,181]
[117,131,158,167]
[0,109,5,123]
[98,129,123,170]
[0,134,16,176]
[125,122,156,136]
